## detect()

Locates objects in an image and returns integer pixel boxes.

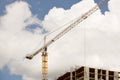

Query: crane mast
[25,0,110,80]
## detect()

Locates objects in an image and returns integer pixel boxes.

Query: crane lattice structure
[25,0,110,80]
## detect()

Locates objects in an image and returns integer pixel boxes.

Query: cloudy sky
[0,0,120,80]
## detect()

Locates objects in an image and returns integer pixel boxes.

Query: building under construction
[57,66,119,80]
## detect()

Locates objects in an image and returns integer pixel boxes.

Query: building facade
[57,66,119,80]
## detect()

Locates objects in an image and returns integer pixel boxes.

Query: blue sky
[0,0,109,80]
[0,0,109,20]
[0,66,22,80]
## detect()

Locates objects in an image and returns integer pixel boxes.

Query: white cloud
[0,1,44,80]
[0,0,120,80]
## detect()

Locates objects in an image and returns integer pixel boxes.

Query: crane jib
[26,0,110,60]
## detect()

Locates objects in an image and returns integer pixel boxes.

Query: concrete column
[106,70,109,80]
[114,72,119,80]
[95,69,98,80]
[84,67,89,80]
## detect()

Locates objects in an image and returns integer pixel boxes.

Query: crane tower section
[42,51,48,80]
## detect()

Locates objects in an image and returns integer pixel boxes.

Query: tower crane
[25,0,110,80]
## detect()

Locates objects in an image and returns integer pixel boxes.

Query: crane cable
[45,14,83,38]
[30,18,74,52]
[84,25,87,66]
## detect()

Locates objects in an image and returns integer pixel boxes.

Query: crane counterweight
[26,55,33,60]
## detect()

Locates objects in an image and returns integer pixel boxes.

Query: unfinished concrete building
[57,66,119,80]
